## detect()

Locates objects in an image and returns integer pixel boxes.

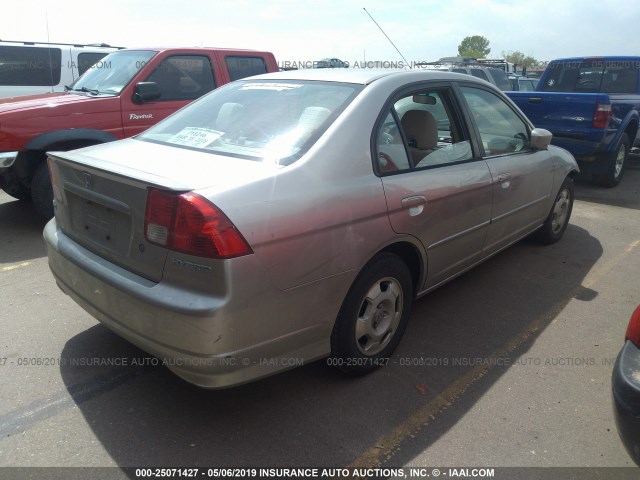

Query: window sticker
[239,83,303,91]
[167,127,222,148]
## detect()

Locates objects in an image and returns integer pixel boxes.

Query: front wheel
[330,253,413,375]
[594,133,628,188]
[535,176,574,245]
[0,176,30,201]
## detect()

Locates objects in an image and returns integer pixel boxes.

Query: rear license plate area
[67,191,131,256]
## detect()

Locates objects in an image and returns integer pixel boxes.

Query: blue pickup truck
[507,57,640,187]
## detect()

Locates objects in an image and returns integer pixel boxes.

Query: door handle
[496,173,512,189]
[401,195,427,208]
[401,195,427,217]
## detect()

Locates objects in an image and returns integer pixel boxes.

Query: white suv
[417,57,512,91]
[0,40,122,98]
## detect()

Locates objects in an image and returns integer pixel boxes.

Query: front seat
[401,110,438,164]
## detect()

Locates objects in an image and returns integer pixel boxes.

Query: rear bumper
[550,140,610,174]
[573,154,612,175]
[44,220,330,388]
[612,340,640,466]
[549,131,617,174]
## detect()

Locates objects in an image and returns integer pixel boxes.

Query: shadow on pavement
[574,162,640,211]
[0,194,48,264]
[57,224,601,471]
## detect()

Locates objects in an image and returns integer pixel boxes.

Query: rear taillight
[625,305,640,348]
[592,103,611,129]
[144,188,253,259]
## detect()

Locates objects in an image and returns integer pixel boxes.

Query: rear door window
[0,46,62,86]
[376,88,473,173]
[225,56,268,81]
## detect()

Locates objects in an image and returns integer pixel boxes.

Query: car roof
[550,56,640,62]
[242,68,487,86]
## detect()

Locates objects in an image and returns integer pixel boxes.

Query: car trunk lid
[48,138,277,282]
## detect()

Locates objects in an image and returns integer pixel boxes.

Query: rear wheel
[31,162,54,219]
[535,176,574,244]
[594,133,628,188]
[330,253,413,375]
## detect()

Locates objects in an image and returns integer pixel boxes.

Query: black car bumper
[612,340,640,466]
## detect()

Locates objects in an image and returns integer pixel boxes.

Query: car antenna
[363,7,409,65]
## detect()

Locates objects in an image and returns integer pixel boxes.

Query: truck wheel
[31,162,54,219]
[594,133,628,188]
[330,253,413,376]
[535,176,574,245]
[0,178,30,201]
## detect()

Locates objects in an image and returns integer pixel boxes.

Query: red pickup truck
[0,47,278,217]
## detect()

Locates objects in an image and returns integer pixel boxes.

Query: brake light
[625,305,640,348]
[592,103,611,129]
[144,188,253,259]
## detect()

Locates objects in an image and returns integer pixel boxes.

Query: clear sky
[4,0,639,65]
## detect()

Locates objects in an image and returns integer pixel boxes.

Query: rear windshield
[541,60,639,93]
[140,80,363,165]
[487,67,512,91]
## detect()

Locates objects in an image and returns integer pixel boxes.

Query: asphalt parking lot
[1,161,639,477]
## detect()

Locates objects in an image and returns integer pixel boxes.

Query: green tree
[502,50,541,69]
[458,35,491,58]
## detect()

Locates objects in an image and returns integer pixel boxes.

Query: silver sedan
[44,69,579,388]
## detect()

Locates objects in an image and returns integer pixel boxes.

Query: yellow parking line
[348,238,640,468]
[582,239,640,289]
[1,261,32,272]
[347,302,562,469]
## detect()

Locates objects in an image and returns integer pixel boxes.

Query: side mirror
[530,128,552,150]
[133,82,161,103]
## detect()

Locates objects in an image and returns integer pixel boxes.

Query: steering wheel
[512,132,528,152]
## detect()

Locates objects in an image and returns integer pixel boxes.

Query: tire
[535,176,574,245]
[31,162,54,219]
[330,253,413,375]
[594,133,629,188]
[0,178,30,201]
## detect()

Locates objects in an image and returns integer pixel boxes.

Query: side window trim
[373,107,413,176]
[389,106,413,169]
